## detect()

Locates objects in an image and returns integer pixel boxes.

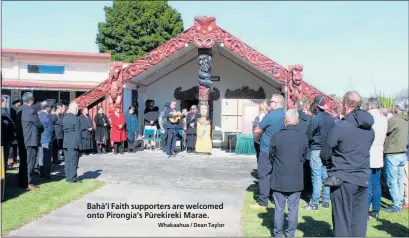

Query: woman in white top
[252,101,268,163]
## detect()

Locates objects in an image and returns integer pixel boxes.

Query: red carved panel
[193,16,218,48]
[300,81,340,112]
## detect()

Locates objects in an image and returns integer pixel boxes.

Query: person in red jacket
[110,105,126,154]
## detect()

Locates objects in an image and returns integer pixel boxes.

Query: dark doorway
[180,99,198,111]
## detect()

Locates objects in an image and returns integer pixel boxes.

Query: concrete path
[8,150,256,237]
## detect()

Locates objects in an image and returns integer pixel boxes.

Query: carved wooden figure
[195,102,212,154]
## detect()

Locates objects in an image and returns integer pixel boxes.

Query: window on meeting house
[27,65,65,74]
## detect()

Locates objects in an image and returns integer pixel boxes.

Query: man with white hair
[253,94,285,209]
[366,98,388,219]
[383,97,409,213]
[62,102,82,183]
[269,109,309,237]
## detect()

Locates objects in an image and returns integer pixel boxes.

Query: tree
[96,1,184,63]
[328,93,336,98]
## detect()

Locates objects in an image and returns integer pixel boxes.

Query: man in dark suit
[270,109,309,237]
[9,99,21,165]
[52,103,65,164]
[63,102,82,183]
[20,92,44,189]
[1,96,15,171]
[38,100,55,179]
[165,101,179,156]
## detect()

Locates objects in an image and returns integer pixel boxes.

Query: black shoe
[369,211,380,220]
[303,203,319,210]
[68,178,82,183]
[40,175,52,180]
[382,206,401,213]
[321,201,330,208]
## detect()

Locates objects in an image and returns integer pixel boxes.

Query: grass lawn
[1,170,105,235]
[242,185,409,237]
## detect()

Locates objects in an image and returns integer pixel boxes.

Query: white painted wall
[1,58,19,79]
[1,56,109,84]
[145,53,281,129]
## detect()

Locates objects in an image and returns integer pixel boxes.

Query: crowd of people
[1,92,203,188]
[2,88,407,236]
[252,91,408,237]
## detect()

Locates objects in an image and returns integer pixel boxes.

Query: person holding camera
[320,91,374,237]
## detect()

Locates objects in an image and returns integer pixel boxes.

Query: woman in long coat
[110,105,126,154]
[185,105,198,153]
[125,106,139,153]
[94,107,109,154]
[78,107,94,155]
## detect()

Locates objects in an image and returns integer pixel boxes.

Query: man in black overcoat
[269,109,309,237]
[63,102,82,183]
[79,107,94,155]
[19,92,44,189]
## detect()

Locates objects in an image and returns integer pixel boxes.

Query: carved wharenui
[225,86,266,99]
[74,16,339,116]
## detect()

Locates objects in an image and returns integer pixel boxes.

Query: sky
[2,1,408,97]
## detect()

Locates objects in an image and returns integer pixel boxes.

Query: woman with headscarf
[78,107,94,156]
[110,105,126,154]
[94,107,110,154]
[125,106,140,153]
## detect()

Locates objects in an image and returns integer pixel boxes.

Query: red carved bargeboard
[75,16,339,114]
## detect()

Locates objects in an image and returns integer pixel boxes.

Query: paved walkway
[8,150,256,237]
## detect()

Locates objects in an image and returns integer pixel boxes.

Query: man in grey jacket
[158,102,170,151]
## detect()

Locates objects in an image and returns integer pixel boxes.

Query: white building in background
[1,48,114,104]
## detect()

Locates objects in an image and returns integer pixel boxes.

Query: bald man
[320,91,374,237]
[269,109,309,237]
[253,94,285,209]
